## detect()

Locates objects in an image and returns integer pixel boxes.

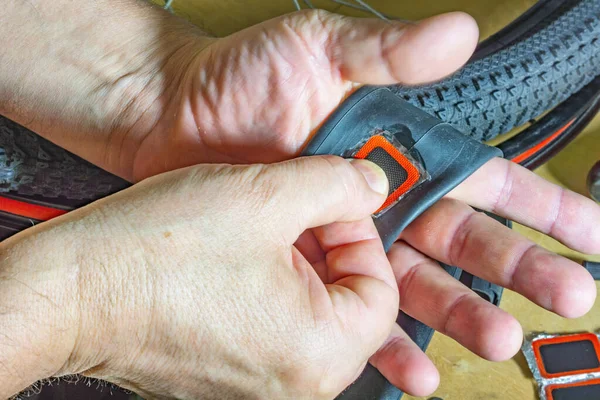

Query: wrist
[0,0,212,181]
[0,220,94,398]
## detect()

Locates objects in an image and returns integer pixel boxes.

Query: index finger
[447,157,600,254]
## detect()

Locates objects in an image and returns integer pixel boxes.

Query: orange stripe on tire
[0,196,67,221]
[511,119,575,164]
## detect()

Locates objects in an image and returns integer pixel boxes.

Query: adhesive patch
[352,134,422,213]
[547,379,600,400]
[522,332,600,400]
[364,147,409,195]
[533,333,600,378]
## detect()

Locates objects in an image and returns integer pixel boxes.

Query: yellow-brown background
[162,1,600,398]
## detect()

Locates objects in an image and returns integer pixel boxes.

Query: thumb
[263,155,388,238]
[290,9,479,85]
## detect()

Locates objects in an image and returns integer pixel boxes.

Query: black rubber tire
[0,0,599,203]
[0,117,129,203]
[391,0,600,141]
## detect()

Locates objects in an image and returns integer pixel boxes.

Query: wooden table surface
[162,1,600,398]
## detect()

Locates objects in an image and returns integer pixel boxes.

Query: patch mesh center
[352,134,422,214]
[365,147,408,196]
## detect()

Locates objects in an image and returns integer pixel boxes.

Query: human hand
[1,2,479,182]
[364,157,600,395]
[125,9,481,181]
[0,156,399,399]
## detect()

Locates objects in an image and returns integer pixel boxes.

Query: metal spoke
[307,0,413,24]
[353,0,389,21]
[330,0,369,12]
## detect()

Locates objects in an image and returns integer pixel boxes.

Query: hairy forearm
[0,0,207,180]
[0,220,88,398]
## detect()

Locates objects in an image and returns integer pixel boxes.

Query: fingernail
[348,159,389,196]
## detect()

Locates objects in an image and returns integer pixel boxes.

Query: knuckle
[508,244,541,287]
[547,186,566,237]
[491,160,515,213]
[279,9,345,78]
[269,325,327,396]
[232,164,287,222]
[245,164,281,203]
[442,292,472,336]
[444,200,477,265]
[275,311,353,398]
[282,342,345,399]
[181,164,283,225]
[285,362,329,397]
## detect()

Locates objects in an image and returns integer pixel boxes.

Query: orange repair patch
[354,135,420,213]
[533,333,600,379]
[546,378,600,400]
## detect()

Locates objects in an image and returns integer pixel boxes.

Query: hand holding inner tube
[0,2,598,399]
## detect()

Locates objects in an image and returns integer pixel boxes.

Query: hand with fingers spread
[369,158,599,394]
[1,1,599,399]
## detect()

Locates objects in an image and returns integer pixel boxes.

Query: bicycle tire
[0,0,598,207]
[391,0,600,141]
[0,117,129,203]
[498,74,600,166]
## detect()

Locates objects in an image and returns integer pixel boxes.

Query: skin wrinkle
[395,196,588,346]
[394,252,484,339]
[322,157,358,221]
[126,87,170,180]
[301,256,329,327]
[263,38,312,147]
[247,64,294,146]
[447,208,479,268]
[10,278,61,310]
[506,242,540,295]
[369,335,431,396]
[491,155,515,215]
[379,25,407,83]
[547,185,566,238]
[322,19,345,83]
[129,40,209,181]
[372,334,407,366]
[392,243,519,361]
[66,249,94,375]
[282,11,327,71]
[99,67,150,174]
[191,51,240,147]
[397,258,428,309]
[189,56,219,150]
[194,78,223,146]
[267,14,341,144]
[441,292,473,337]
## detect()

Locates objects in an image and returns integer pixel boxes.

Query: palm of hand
[130,10,476,180]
